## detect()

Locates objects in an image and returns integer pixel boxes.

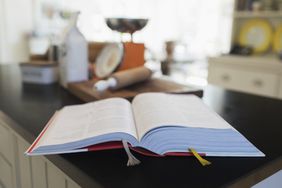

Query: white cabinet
[47,163,66,188]
[208,55,282,99]
[208,66,280,97]
[210,1,282,99]
[0,121,17,188]
[46,161,81,188]
[31,157,47,188]
[0,122,14,162]
[17,138,33,188]
[0,115,82,188]
[0,155,14,188]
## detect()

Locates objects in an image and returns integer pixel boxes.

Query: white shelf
[234,11,282,18]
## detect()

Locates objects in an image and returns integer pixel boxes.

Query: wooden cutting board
[68,77,203,102]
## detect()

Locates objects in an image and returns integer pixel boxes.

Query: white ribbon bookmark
[122,140,141,166]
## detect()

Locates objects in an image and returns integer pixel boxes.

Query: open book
[26,93,264,157]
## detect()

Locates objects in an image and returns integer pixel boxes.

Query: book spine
[25,112,59,154]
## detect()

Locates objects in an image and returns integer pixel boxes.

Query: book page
[37,98,137,147]
[132,93,231,139]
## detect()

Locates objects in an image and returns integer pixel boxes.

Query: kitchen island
[0,64,281,188]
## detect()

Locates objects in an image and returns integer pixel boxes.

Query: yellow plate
[239,19,273,54]
[273,24,282,53]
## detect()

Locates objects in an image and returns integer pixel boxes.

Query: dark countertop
[0,64,282,188]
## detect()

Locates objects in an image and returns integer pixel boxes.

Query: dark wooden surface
[0,64,282,188]
[67,78,203,102]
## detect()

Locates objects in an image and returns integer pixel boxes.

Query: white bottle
[59,12,88,88]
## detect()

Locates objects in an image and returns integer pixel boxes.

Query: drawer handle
[253,80,263,87]
[221,74,230,82]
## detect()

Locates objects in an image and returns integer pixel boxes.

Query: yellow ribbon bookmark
[189,148,211,166]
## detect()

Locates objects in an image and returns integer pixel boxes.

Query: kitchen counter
[0,64,282,188]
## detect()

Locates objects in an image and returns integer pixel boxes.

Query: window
[36,0,234,59]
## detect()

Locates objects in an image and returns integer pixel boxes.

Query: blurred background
[0,0,234,86]
[1,0,282,98]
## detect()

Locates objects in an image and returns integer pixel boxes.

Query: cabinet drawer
[47,163,66,188]
[208,67,279,97]
[0,155,13,188]
[17,138,32,188]
[31,157,47,188]
[0,123,13,161]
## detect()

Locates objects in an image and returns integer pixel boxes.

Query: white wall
[0,0,6,62]
[0,0,33,63]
